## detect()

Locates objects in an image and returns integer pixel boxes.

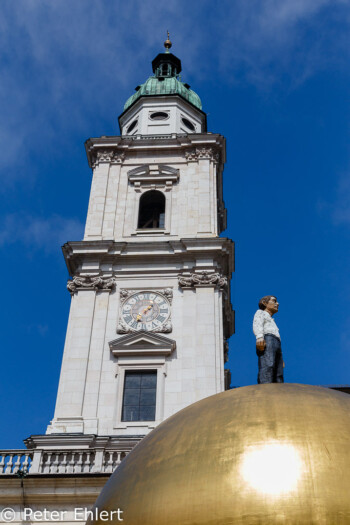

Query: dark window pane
[181,117,195,131]
[122,406,140,422]
[126,119,138,133]
[141,374,157,388]
[159,213,165,228]
[123,389,140,406]
[150,112,168,121]
[140,405,156,421]
[138,191,165,229]
[124,374,141,388]
[121,371,157,422]
[140,388,157,406]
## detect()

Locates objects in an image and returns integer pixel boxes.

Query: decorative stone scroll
[91,150,125,168]
[111,152,126,165]
[178,271,227,291]
[67,275,116,295]
[185,147,220,163]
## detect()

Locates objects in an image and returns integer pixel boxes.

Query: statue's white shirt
[253,309,280,340]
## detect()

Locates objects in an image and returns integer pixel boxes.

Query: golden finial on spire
[164,31,172,52]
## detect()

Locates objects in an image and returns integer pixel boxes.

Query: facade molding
[178,270,228,290]
[109,331,176,357]
[127,164,179,187]
[84,133,226,169]
[62,238,234,277]
[91,149,125,169]
[185,146,220,163]
[67,275,116,295]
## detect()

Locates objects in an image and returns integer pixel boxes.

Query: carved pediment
[128,164,179,185]
[109,331,176,357]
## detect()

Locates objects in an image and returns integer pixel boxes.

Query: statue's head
[259,295,278,312]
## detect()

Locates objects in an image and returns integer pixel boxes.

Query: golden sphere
[164,30,172,50]
[92,384,350,524]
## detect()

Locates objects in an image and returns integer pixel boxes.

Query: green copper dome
[124,76,202,111]
[123,41,202,112]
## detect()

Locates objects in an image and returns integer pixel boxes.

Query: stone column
[50,289,96,429]
[102,163,122,238]
[84,157,110,239]
[82,290,111,433]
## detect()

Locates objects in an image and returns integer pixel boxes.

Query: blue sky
[1,0,350,448]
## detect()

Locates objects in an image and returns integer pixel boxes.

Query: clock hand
[142,303,153,314]
[136,301,155,322]
[137,306,150,322]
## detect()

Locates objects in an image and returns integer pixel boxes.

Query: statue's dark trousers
[257,334,284,384]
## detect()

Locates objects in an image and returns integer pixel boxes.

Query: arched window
[138,190,165,229]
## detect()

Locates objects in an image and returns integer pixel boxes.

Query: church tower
[46,35,234,440]
[0,39,234,521]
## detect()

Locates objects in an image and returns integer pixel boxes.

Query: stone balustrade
[0,448,129,475]
[0,450,32,474]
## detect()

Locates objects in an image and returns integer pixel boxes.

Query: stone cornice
[67,275,116,295]
[84,133,226,169]
[62,238,234,277]
[24,434,141,450]
[63,238,233,256]
[0,477,109,505]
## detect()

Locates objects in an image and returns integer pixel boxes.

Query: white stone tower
[0,37,234,520]
[46,36,234,440]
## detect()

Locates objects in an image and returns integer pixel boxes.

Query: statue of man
[253,295,284,384]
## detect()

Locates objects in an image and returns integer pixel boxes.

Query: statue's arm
[253,311,266,351]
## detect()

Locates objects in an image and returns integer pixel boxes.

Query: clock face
[121,291,171,331]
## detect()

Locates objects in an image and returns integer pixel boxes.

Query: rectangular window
[121,371,157,422]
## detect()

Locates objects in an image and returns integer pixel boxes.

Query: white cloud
[25,323,49,337]
[0,213,84,253]
[0,0,349,180]
[331,175,350,226]
[317,170,350,228]
[211,0,350,86]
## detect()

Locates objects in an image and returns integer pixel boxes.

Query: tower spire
[164,30,172,53]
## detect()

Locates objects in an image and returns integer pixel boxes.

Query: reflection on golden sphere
[92,384,350,524]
